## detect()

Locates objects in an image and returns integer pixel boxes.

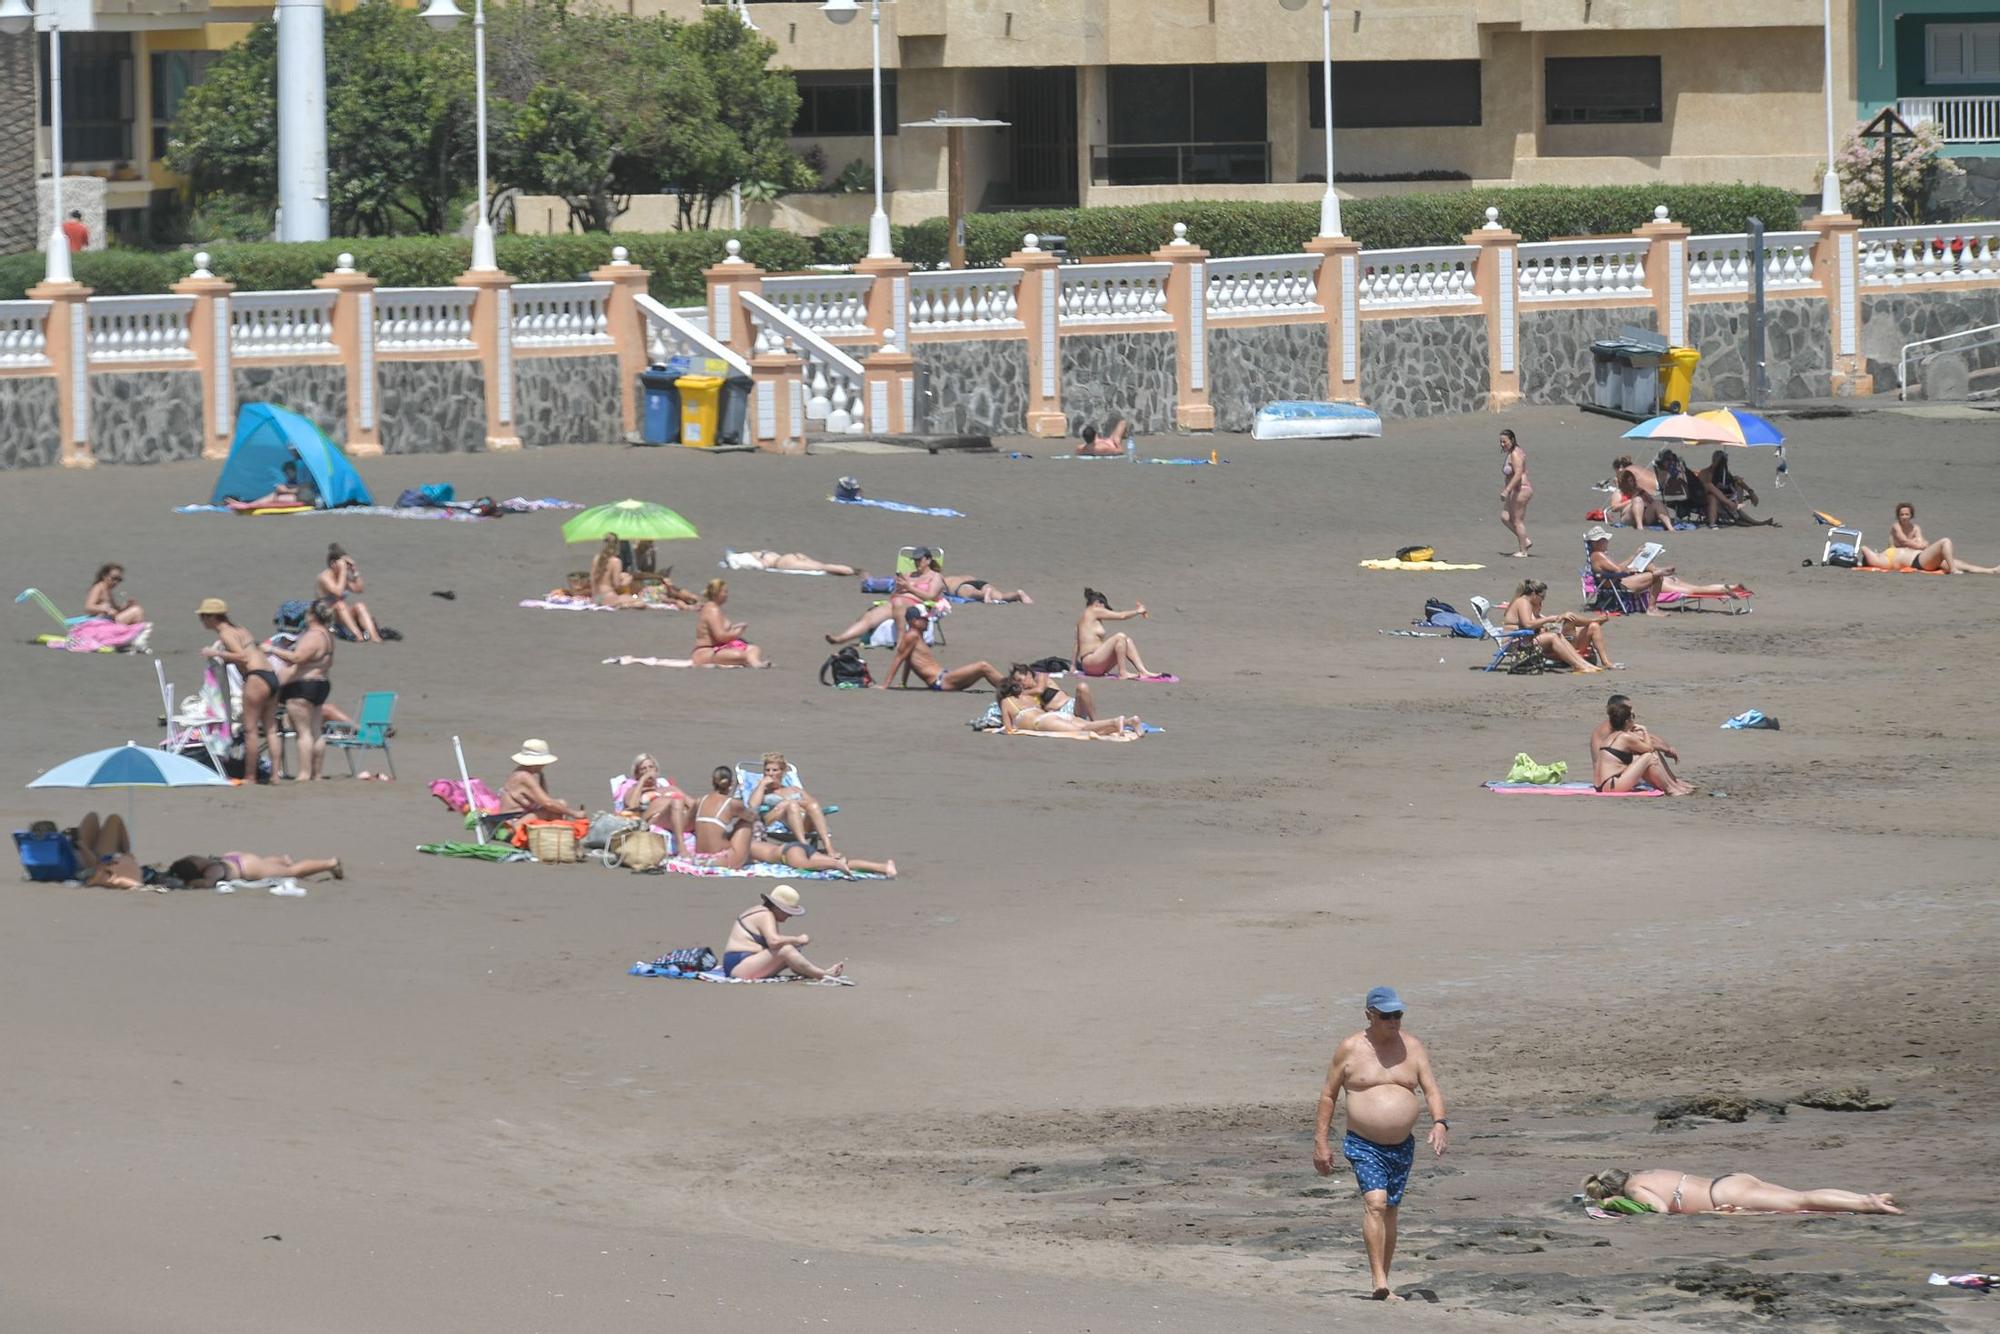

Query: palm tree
[0,36,35,253]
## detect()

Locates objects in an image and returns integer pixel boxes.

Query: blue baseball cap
[1365,985,1406,1015]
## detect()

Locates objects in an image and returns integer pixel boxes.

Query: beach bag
[1826,543,1858,568]
[420,482,455,504]
[612,827,669,870]
[1025,655,1072,675]
[1396,545,1436,563]
[583,812,642,851]
[274,599,311,632]
[859,576,895,594]
[820,647,873,689]
[835,476,862,501]
[655,946,717,975]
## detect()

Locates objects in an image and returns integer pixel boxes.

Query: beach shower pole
[1748,217,1768,408]
[453,735,483,843]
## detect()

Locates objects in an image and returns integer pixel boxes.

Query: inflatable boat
[1251,400,1383,441]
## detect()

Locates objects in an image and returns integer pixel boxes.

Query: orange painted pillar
[1462,212,1522,410]
[456,266,522,451]
[854,254,914,354]
[1154,222,1214,431]
[1305,232,1363,402]
[1007,237,1067,437]
[703,240,766,364]
[592,245,653,436]
[749,347,805,453]
[1808,212,1872,396]
[863,335,918,434]
[1635,204,1692,352]
[174,256,237,460]
[30,278,94,468]
[315,253,381,455]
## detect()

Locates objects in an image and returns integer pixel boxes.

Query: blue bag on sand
[420,483,455,504]
[860,576,895,594]
[1427,610,1485,638]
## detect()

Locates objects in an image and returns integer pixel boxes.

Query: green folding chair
[327,691,396,778]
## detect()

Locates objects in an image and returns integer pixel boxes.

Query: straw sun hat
[511,739,559,766]
[762,883,806,916]
[196,597,229,616]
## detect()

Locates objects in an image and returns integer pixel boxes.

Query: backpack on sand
[819,646,873,689]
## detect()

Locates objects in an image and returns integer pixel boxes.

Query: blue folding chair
[327,691,395,778]
[1468,596,1553,674]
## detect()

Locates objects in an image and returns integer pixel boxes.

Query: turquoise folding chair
[327,691,395,778]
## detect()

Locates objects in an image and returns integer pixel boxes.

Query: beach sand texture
[2,405,1996,1332]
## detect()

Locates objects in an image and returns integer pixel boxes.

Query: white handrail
[1858,223,2000,287]
[1058,260,1171,325]
[230,289,339,358]
[1354,244,1478,310]
[909,268,1024,331]
[0,299,51,368]
[634,292,750,377]
[374,287,476,351]
[760,274,874,338]
[86,294,195,363]
[1899,320,2000,400]
[1684,232,1818,294]
[739,290,867,433]
[1206,253,1320,317]
[1515,239,1650,302]
[511,280,613,348]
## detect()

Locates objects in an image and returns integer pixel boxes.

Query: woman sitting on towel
[84,563,146,625]
[998,678,1142,738]
[824,547,947,646]
[1693,451,1778,527]
[316,544,381,642]
[1502,580,1616,673]
[589,533,645,609]
[1582,1167,1900,1216]
[693,580,771,668]
[1589,695,1695,795]
[617,753,694,845]
[694,767,895,877]
[1586,529,1749,613]
[498,739,585,821]
[1008,663,1095,721]
[720,884,846,981]
[1076,588,1162,679]
[1864,502,2000,573]
[878,606,1009,692]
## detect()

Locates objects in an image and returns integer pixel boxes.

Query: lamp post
[1280,0,1341,238]
[1,0,73,281]
[420,0,497,270]
[820,0,892,259]
[1819,0,1842,215]
[274,0,330,241]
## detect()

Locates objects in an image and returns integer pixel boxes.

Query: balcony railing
[1090,142,1271,188]
[1898,96,2000,145]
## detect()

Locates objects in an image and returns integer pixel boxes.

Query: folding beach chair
[1823,527,1863,566]
[1467,596,1559,674]
[326,691,396,778]
[889,546,950,644]
[1582,557,1651,617]
[733,759,838,844]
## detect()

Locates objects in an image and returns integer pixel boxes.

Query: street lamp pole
[1,0,71,280]
[1281,0,1341,238]
[1820,0,1842,215]
[821,0,892,259]
[421,0,496,269]
[275,0,330,241]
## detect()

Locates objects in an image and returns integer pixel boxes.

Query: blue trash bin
[638,365,683,445]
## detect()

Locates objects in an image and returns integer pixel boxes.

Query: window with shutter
[1926,23,2000,84]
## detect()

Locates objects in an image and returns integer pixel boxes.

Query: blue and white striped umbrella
[29,742,230,791]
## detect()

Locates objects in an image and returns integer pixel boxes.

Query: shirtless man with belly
[1312,986,1450,1301]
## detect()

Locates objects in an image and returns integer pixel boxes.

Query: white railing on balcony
[86,294,195,364]
[760,274,874,339]
[0,299,50,369]
[1515,240,1651,302]
[909,268,1024,332]
[1354,245,1479,311]
[1058,261,1171,325]
[230,289,338,358]
[1858,223,2000,287]
[740,290,866,433]
[634,292,750,377]
[373,287,476,352]
[1898,96,2000,145]
[511,280,613,349]
[1206,253,1321,318]
[1685,232,1819,295]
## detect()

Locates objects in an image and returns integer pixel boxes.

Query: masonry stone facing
[1208,324,1329,432]
[0,374,60,469]
[1517,306,1658,408]
[517,355,622,447]
[1687,297,1832,403]
[234,364,349,445]
[913,339,1029,437]
[1861,289,2000,398]
[378,360,490,454]
[1060,331,1178,436]
[89,370,204,465]
[1358,314,1490,419]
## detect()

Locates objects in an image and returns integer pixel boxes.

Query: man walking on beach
[1312,985,1450,1302]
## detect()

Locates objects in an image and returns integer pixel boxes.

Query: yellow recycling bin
[1659,347,1701,414]
[675,374,724,447]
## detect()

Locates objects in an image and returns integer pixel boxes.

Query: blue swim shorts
[1343,1131,1416,1206]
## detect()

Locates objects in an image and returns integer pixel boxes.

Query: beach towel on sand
[831,496,965,518]
[520,595,680,612]
[723,551,829,575]
[601,656,700,668]
[644,858,888,880]
[1361,558,1486,572]
[628,961,854,985]
[1483,781,1663,797]
[46,620,151,653]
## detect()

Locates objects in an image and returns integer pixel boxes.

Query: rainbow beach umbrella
[1619,413,1743,445]
[1693,408,1786,446]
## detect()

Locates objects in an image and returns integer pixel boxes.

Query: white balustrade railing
[1206,253,1321,317]
[1057,261,1171,325]
[1684,232,1818,295]
[634,292,750,377]
[373,287,476,352]
[511,280,613,348]
[230,289,338,358]
[759,274,874,338]
[1515,240,1651,302]
[1898,96,2000,145]
[908,268,1024,331]
[1354,245,1479,311]
[0,299,50,369]
[86,294,195,363]
[739,290,867,434]
[1858,223,2000,287]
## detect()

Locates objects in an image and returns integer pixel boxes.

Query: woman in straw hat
[198,597,280,785]
[499,740,583,822]
[720,884,848,982]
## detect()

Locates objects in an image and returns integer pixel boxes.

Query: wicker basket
[528,823,578,864]
[612,828,669,870]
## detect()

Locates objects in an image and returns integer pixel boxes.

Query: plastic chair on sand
[732,760,838,840]
[326,690,396,778]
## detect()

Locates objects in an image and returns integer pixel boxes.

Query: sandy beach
[3,404,1997,1331]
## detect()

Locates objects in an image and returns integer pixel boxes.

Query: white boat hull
[1251,401,1383,441]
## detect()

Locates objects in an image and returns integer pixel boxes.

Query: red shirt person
[61,211,88,253]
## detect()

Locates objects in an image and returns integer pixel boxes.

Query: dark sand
[3,405,1997,1331]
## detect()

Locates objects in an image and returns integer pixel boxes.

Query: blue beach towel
[831,496,965,518]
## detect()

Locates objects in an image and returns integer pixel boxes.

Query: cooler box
[676,374,725,447]
[1660,346,1701,414]
[718,372,754,445]
[638,365,683,445]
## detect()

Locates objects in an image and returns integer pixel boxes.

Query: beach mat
[628,961,853,985]
[1483,781,1663,797]
[831,496,964,518]
[1360,558,1486,571]
[645,858,888,880]
[600,656,700,668]
[520,597,681,612]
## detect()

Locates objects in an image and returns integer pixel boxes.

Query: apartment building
[1856,0,2000,152]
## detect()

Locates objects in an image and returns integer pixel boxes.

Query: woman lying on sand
[1503,579,1618,673]
[943,574,1032,604]
[692,769,895,878]
[998,679,1142,737]
[1076,588,1163,679]
[72,812,344,888]
[1589,695,1696,795]
[1861,502,2000,573]
[1583,1168,1900,1215]
[824,547,947,646]
[693,580,771,668]
[84,563,146,625]
[720,885,846,981]
[1007,663,1095,720]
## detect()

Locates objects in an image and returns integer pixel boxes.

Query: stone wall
[1060,331,1177,435]
[89,370,203,465]
[1685,296,1831,403]
[234,364,348,445]
[913,339,1029,436]
[1860,288,2000,398]
[517,354,621,447]
[378,359,488,454]
[1357,314,1489,419]
[1517,305,1656,407]
[1208,323,1328,432]
[0,375,61,469]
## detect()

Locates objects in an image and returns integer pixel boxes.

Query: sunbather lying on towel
[878,606,1007,691]
[1502,579,1616,673]
[1589,695,1695,795]
[1078,418,1131,456]
[228,460,316,510]
[1008,663,1095,720]
[944,574,1032,604]
[728,549,862,576]
[1586,529,1749,615]
[71,812,344,888]
[824,547,947,646]
[1076,587,1163,679]
[692,768,895,878]
[84,562,147,626]
[720,884,845,981]
[1864,502,2000,573]
[998,678,1142,737]
[1582,1167,1900,1215]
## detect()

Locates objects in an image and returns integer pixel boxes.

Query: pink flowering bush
[1821,118,1964,223]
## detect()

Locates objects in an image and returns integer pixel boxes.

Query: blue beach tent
[209,404,372,508]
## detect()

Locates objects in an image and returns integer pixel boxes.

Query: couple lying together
[613,752,897,879]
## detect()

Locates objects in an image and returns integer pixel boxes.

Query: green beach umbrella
[561,499,699,544]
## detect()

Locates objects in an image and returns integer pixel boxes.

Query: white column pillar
[275,0,330,241]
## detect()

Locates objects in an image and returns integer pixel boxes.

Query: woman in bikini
[745,752,836,855]
[1605,456,1672,531]
[824,547,947,646]
[199,597,281,786]
[167,851,345,888]
[316,544,381,642]
[693,580,770,668]
[1007,663,1095,721]
[999,679,1142,738]
[1589,695,1695,795]
[1583,1168,1900,1215]
[1586,530,1750,614]
[1499,428,1532,556]
[617,753,695,847]
[731,550,862,576]
[719,884,846,981]
[588,533,644,608]
[84,563,146,625]
[1693,450,1778,527]
[693,766,893,876]
[268,598,336,781]
[1076,588,1162,679]
[943,574,1032,604]
[1863,502,2000,573]
[1502,579,1616,673]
